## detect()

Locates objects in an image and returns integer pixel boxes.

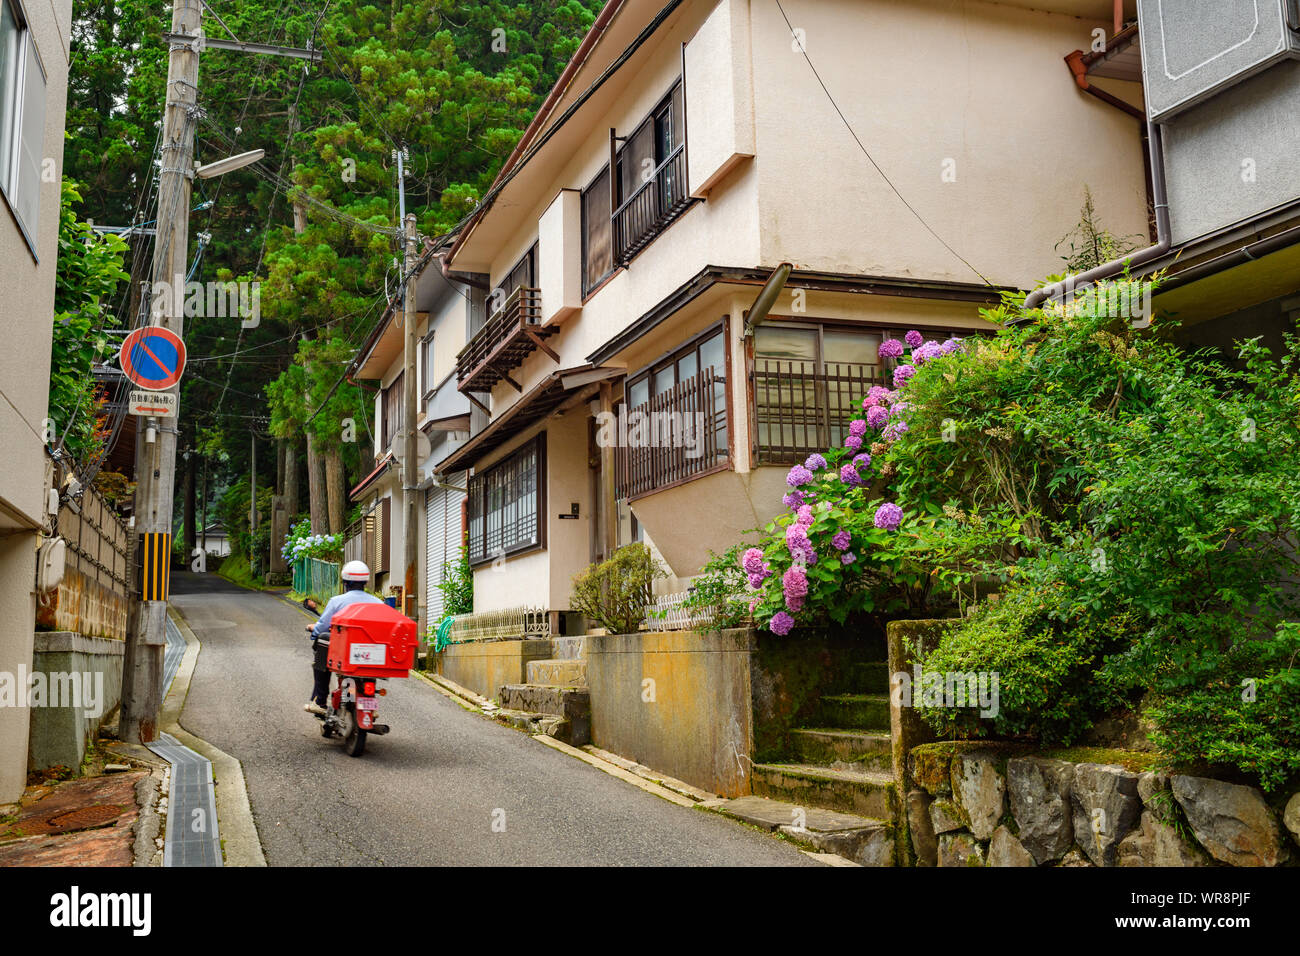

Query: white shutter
[424,474,467,624]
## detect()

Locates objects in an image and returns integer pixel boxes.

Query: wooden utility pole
[120,0,201,744]
[119,4,321,743]
[397,146,420,621]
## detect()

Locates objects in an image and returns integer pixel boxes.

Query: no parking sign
[119,326,187,392]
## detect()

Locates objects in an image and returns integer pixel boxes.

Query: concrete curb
[164,606,267,867]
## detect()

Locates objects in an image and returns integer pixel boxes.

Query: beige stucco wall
[0,0,73,803]
[748,0,1150,288]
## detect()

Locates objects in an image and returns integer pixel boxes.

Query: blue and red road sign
[119,326,187,392]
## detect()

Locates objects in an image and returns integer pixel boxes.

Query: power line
[772,0,992,286]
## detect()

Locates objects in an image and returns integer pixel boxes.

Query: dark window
[467,434,545,565]
[421,332,435,399]
[582,165,614,295]
[382,370,404,452]
[0,0,46,250]
[492,243,536,314]
[611,80,690,266]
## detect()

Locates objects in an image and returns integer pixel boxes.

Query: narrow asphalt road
[170,571,816,866]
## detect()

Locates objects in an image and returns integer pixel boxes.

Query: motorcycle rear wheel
[344,725,367,756]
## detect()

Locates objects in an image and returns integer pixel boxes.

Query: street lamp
[195,149,265,180]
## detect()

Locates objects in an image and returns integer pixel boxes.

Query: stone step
[550,636,587,661]
[791,728,892,770]
[493,708,586,747]
[525,658,587,687]
[849,661,890,694]
[713,794,894,866]
[751,763,898,821]
[499,683,590,720]
[818,693,891,731]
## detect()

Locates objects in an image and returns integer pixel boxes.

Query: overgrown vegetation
[436,554,474,617]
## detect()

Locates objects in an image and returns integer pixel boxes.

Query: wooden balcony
[615,367,728,500]
[613,145,691,265]
[456,286,558,395]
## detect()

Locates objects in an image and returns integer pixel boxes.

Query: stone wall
[432,638,552,701]
[27,631,124,772]
[906,743,1300,867]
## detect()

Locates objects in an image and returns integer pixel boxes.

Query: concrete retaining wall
[586,629,756,798]
[27,631,124,772]
[433,639,552,701]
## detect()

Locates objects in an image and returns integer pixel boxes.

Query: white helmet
[341,560,370,582]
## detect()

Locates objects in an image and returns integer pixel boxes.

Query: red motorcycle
[311,602,418,757]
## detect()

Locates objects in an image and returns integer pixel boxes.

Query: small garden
[687,282,1300,793]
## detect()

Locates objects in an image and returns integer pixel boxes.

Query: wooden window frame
[421,330,436,401]
[581,163,616,297]
[466,433,547,567]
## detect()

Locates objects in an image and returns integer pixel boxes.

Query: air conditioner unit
[1138,0,1300,121]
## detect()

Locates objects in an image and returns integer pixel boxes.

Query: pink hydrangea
[893,364,916,388]
[840,463,862,487]
[742,547,766,576]
[863,385,894,408]
[782,565,808,612]
[832,530,852,551]
[874,502,904,530]
[904,329,924,348]
[849,419,868,437]
[785,524,816,564]
[796,505,814,528]
[840,552,857,566]
[913,341,944,365]
[769,611,795,636]
[878,339,904,360]
[845,435,863,452]
[867,405,890,429]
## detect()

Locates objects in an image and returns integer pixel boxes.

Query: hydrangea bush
[282,518,344,564]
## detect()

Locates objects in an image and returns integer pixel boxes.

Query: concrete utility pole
[119,4,321,744]
[120,0,202,745]
[396,147,420,620]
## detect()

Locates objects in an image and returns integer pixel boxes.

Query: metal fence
[293,556,340,608]
[440,605,551,643]
[614,367,727,500]
[752,358,886,464]
[640,590,750,632]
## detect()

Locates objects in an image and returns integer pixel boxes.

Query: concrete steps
[818,693,891,731]
[525,658,587,687]
[791,728,892,771]
[751,762,899,821]
[497,683,591,746]
[715,794,894,866]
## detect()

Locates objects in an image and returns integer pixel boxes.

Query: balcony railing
[615,367,727,500]
[456,286,558,395]
[752,359,887,464]
[613,145,690,265]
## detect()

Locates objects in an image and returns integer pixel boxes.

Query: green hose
[432,615,456,653]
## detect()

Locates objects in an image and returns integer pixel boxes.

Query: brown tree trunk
[306,432,327,534]
[324,448,345,534]
[284,436,299,520]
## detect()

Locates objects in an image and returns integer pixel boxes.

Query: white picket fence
[446,605,550,642]
[641,590,750,631]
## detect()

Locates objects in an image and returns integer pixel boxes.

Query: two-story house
[0,0,73,801]
[1031,1,1300,352]
[347,252,484,628]
[435,0,1150,629]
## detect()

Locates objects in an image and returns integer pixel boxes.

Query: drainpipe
[1065,47,1144,121]
[742,262,794,337]
[1024,119,1170,312]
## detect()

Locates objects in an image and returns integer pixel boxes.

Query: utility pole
[120,0,202,745]
[119,3,321,744]
[396,147,420,621]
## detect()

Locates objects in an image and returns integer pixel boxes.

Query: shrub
[570,544,666,634]
[437,553,474,616]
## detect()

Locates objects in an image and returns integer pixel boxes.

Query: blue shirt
[311,589,384,641]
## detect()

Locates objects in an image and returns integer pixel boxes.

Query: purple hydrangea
[878,339,904,360]
[849,418,868,437]
[844,435,863,452]
[940,337,963,355]
[832,530,852,552]
[786,464,814,487]
[742,547,766,576]
[912,341,944,365]
[882,420,910,442]
[804,453,827,472]
[874,502,904,530]
[796,505,814,528]
[785,524,816,564]
[904,329,924,348]
[893,364,916,388]
[782,491,804,510]
[853,452,872,470]
[769,611,795,636]
[782,565,808,612]
[840,463,862,487]
[840,552,857,566]
[863,385,894,408]
[867,405,891,429]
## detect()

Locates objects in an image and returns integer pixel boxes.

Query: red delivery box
[327,602,418,678]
